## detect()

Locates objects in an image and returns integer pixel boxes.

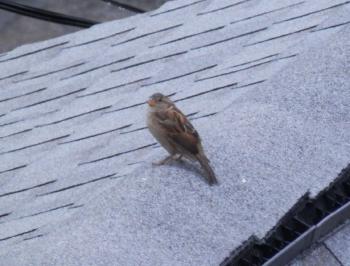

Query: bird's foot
[152,155,173,166]
[152,154,182,166]
[174,154,183,162]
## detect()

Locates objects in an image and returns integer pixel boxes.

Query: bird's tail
[196,153,218,185]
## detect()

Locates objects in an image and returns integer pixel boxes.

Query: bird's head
[147,93,173,109]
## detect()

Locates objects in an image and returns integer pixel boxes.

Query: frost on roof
[0,0,349,265]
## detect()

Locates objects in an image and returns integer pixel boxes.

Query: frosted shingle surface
[0,0,349,265]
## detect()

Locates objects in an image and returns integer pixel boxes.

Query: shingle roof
[290,222,350,266]
[0,0,349,265]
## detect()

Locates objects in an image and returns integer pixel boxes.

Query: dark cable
[102,0,146,13]
[0,0,98,28]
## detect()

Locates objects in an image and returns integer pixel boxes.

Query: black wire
[0,0,99,28]
[102,0,145,13]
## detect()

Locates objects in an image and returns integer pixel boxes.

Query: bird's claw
[152,154,183,166]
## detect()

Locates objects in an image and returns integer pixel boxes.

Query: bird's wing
[155,105,200,155]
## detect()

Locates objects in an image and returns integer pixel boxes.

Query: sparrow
[147,92,218,185]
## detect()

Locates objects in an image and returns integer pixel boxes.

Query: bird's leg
[174,154,183,161]
[152,155,174,166]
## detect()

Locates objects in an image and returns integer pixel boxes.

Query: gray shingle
[290,244,341,266]
[325,223,350,266]
[290,222,350,266]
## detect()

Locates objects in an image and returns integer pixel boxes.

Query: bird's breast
[147,111,176,154]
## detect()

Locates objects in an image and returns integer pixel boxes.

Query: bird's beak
[147,99,156,107]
